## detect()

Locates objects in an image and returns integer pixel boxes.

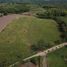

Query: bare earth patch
[0,14,22,32]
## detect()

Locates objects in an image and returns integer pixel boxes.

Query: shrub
[31,40,51,52]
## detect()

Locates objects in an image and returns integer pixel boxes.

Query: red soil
[0,14,21,32]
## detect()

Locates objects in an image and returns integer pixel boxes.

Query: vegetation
[31,40,52,52]
[0,16,60,67]
[33,5,67,67]
[0,3,30,16]
[48,47,67,67]
[36,8,67,19]
[36,5,67,42]
[0,3,67,67]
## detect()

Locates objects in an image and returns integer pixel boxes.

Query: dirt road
[23,43,67,61]
[9,43,67,67]
[0,14,22,32]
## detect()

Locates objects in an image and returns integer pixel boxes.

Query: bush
[0,3,30,15]
[31,40,51,52]
[36,8,67,19]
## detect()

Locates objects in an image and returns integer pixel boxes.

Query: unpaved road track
[0,14,22,32]
[9,43,67,67]
[23,43,67,61]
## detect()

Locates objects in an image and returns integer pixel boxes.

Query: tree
[31,40,51,52]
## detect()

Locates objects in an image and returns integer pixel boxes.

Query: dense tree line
[31,40,52,52]
[0,3,30,16]
[36,8,67,19]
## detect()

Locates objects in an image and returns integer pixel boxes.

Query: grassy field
[48,47,67,67]
[47,16,67,67]
[0,16,60,66]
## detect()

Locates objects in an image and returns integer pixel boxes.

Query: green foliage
[36,8,67,19]
[0,16,60,66]
[0,3,30,15]
[52,17,67,42]
[0,4,66,67]
[31,40,52,52]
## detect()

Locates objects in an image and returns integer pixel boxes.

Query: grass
[0,16,60,66]
[48,47,67,67]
